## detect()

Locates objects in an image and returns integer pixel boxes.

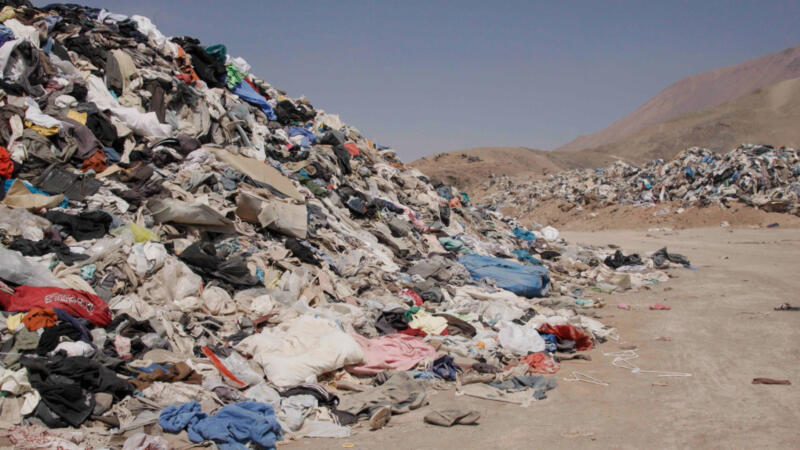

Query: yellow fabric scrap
[66,110,87,125]
[24,121,58,136]
[6,313,23,332]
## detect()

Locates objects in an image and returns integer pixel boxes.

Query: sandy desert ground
[285,226,800,449]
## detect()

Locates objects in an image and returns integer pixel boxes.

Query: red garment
[539,323,593,351]
[245,78,264,96]
[398,288,423,306]
[0,146,13,179]
[175,73,195,84]
[81,149,108,172]
[519,353,560,374]
[398,327,449,337]
[343,142,359,156]
[399,327,426,338]
[0,286,111,327]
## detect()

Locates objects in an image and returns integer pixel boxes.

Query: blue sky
[37,1,800,160]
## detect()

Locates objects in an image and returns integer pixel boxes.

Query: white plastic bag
[0,205,51,241]
[541,226,559,241]
[0,248,66,288]
[498,322,545,355]
[126,242,168,277]
[221,352,264,387]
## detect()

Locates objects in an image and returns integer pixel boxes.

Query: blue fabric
[160,401,282,450]
[512,227,536,242]
[159,402,205,433]
[41,38,54,54]
[287,126,316,148]
[3,179,69,207]
[0,25,14,48]
[42,15,62,30]
[53,308,93,344]
[431,355,460,381]
[131,363,169,374]
[539,333,557,352]
[512,249,541,265]
[458,254,550,298]
[103,147,121,164]
[229,80,277,120]
[411,370,437,379]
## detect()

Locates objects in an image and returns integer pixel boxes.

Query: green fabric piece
[438,237,473,254]
[205,44,227,63]
[3,328,40,369]
[225,63,247,90]
[404,306,421,321]
[296,172,327,197]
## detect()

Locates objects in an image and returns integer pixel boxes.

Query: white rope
[603,349,692,378]
[562,371,609,386]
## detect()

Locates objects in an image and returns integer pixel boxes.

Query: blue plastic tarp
[512,227,536,242]
[229,79,277,121]
[458,254,550,298]
[512,249,541,265]
[287,126,316,148]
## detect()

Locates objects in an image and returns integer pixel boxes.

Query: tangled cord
[603,349,692,378]
[562,371,609,386]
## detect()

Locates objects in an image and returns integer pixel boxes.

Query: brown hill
[569,75,800,166]
[556,45,800,153]
[413,75,800,190]
[408,147,565,190]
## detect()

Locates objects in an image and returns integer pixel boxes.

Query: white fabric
[51,341,95,357]
[0,367,40,416]
[86,75,171,137]
[0,39,20,74]
[541,226,559,241]
[201,286,236,315]
[498,322,546,355]
[227,56,251,74]
[138,258,202,304]
[236,316,364,387]
[4,20,39,47]
[98,9,129,23]
[23,97,61,128]
[126,242,168,277]
[315,113,343,131]
[131,15,177,56]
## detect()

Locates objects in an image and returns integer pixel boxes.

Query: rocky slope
[556,45,800,153]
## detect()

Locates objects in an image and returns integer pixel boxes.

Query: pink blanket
[347,333,438,375]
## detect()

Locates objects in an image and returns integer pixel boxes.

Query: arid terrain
[412,45,800,185]
[556,45,800,153]
[285,226,800,449]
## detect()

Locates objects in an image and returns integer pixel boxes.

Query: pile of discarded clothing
[0,2,683,448]
[481,144,800,216]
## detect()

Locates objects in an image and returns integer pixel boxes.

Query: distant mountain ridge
[411,45,800,191]
[555,45,800,153]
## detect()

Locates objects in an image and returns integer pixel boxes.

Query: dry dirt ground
[284,227,800,449]
[506,200,800,232]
